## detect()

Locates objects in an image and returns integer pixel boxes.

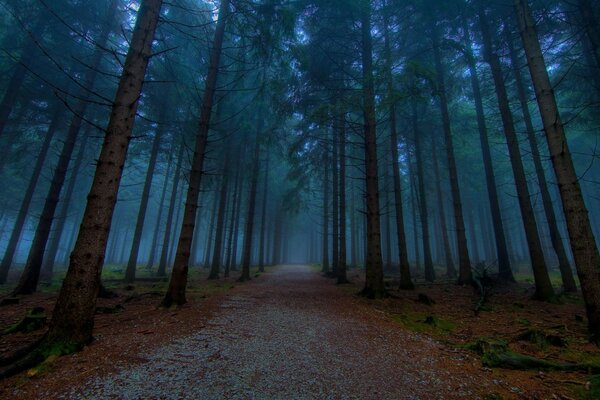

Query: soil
[0,264,597,399]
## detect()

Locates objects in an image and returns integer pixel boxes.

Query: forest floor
[0,264,598,399]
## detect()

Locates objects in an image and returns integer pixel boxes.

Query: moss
[576,375,600,400]
[516,328,568,349]
[390,312,455,335]
[465,338,600,372]
[515,318,530,326]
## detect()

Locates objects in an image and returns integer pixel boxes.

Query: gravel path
[63,265,508,399]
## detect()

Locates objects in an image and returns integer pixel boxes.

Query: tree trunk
[322,152,330,273]
[515,0,600,338]
[337,113,349,284]
[359,0,385,298]
[162,0,229,307]
[462,17,513,280]
[411,103,435,282]
[42,0,162,351]
[158,142,184,277]
[125,118,166,282]
[431,22,472,285]
[506,31,578,292]
[208,162,230,279]
[225,161,242,277]
[12,0,119,295]
[146,141,174,269]
[479,3,554,300]
[40,129,89,282]
[350,180,358,268]
[239,134,261,282]
[408,155,421,272]
[272,206,283,266]
[331,118,339,277]
[431,136,456,278]
[258,153,270,272]
[0,106,61,284]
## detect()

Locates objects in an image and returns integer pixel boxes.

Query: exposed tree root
[466,338,600,373]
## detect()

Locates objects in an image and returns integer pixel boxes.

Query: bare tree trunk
[12,0,120,295]
[331,118,339,277]
[322,153,330,273]
[431,136,456,278]
[258,153,270,272]
[239,133,261,282]
[408,155,421,272]
[506,31,578,292]
[41,0,162,352]
[431,23,472,285]
[272,206,283,266]
[359,0,385,298]
[412,103,435,282]
[479,3,554,300]
[350,180,358,268]
[162,0,229,307]
[225,160,242,277]
[337,115,349,284]
[158,141,184,277]
[41,128,89,282]
[462,17,513,280]
[125,119,166,282]
[202,191,218,268]
[146,142,174,269]
[515,0,600,338]
[0,107,61,283]
[208,161,230,280]
[229,166,245,272]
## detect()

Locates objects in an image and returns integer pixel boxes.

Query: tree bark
[431,22,472,285]
[506,31,578,292]
[478,3,554,300]
[337,113,349,284]
[40,128,89,282]
[0,107,61,284]
[322,152,330,273]
[462,17,513,281]
[431,135,456,278]
[146,141,174,270]
[162,0,230,307]
[208,161,230,279]
[411,103,435,282]
[258,153,270,272]
[12,0,120,295]
[42,0,162,351]
[125,114,166,283]
[225,160,242,277]
[158,142,184,277]
[359,0,385,298]
[515,0,600,338]
[239,135,261,282]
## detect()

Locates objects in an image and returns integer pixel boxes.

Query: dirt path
[7,265,518,399]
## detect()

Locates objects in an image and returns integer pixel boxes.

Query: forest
[1,0,600,398]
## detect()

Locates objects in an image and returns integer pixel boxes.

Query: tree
[359,0,385,298]
[162,0,230,307]
[514,0,600,340]
[478,1,554,300]
[0,1,164,374]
